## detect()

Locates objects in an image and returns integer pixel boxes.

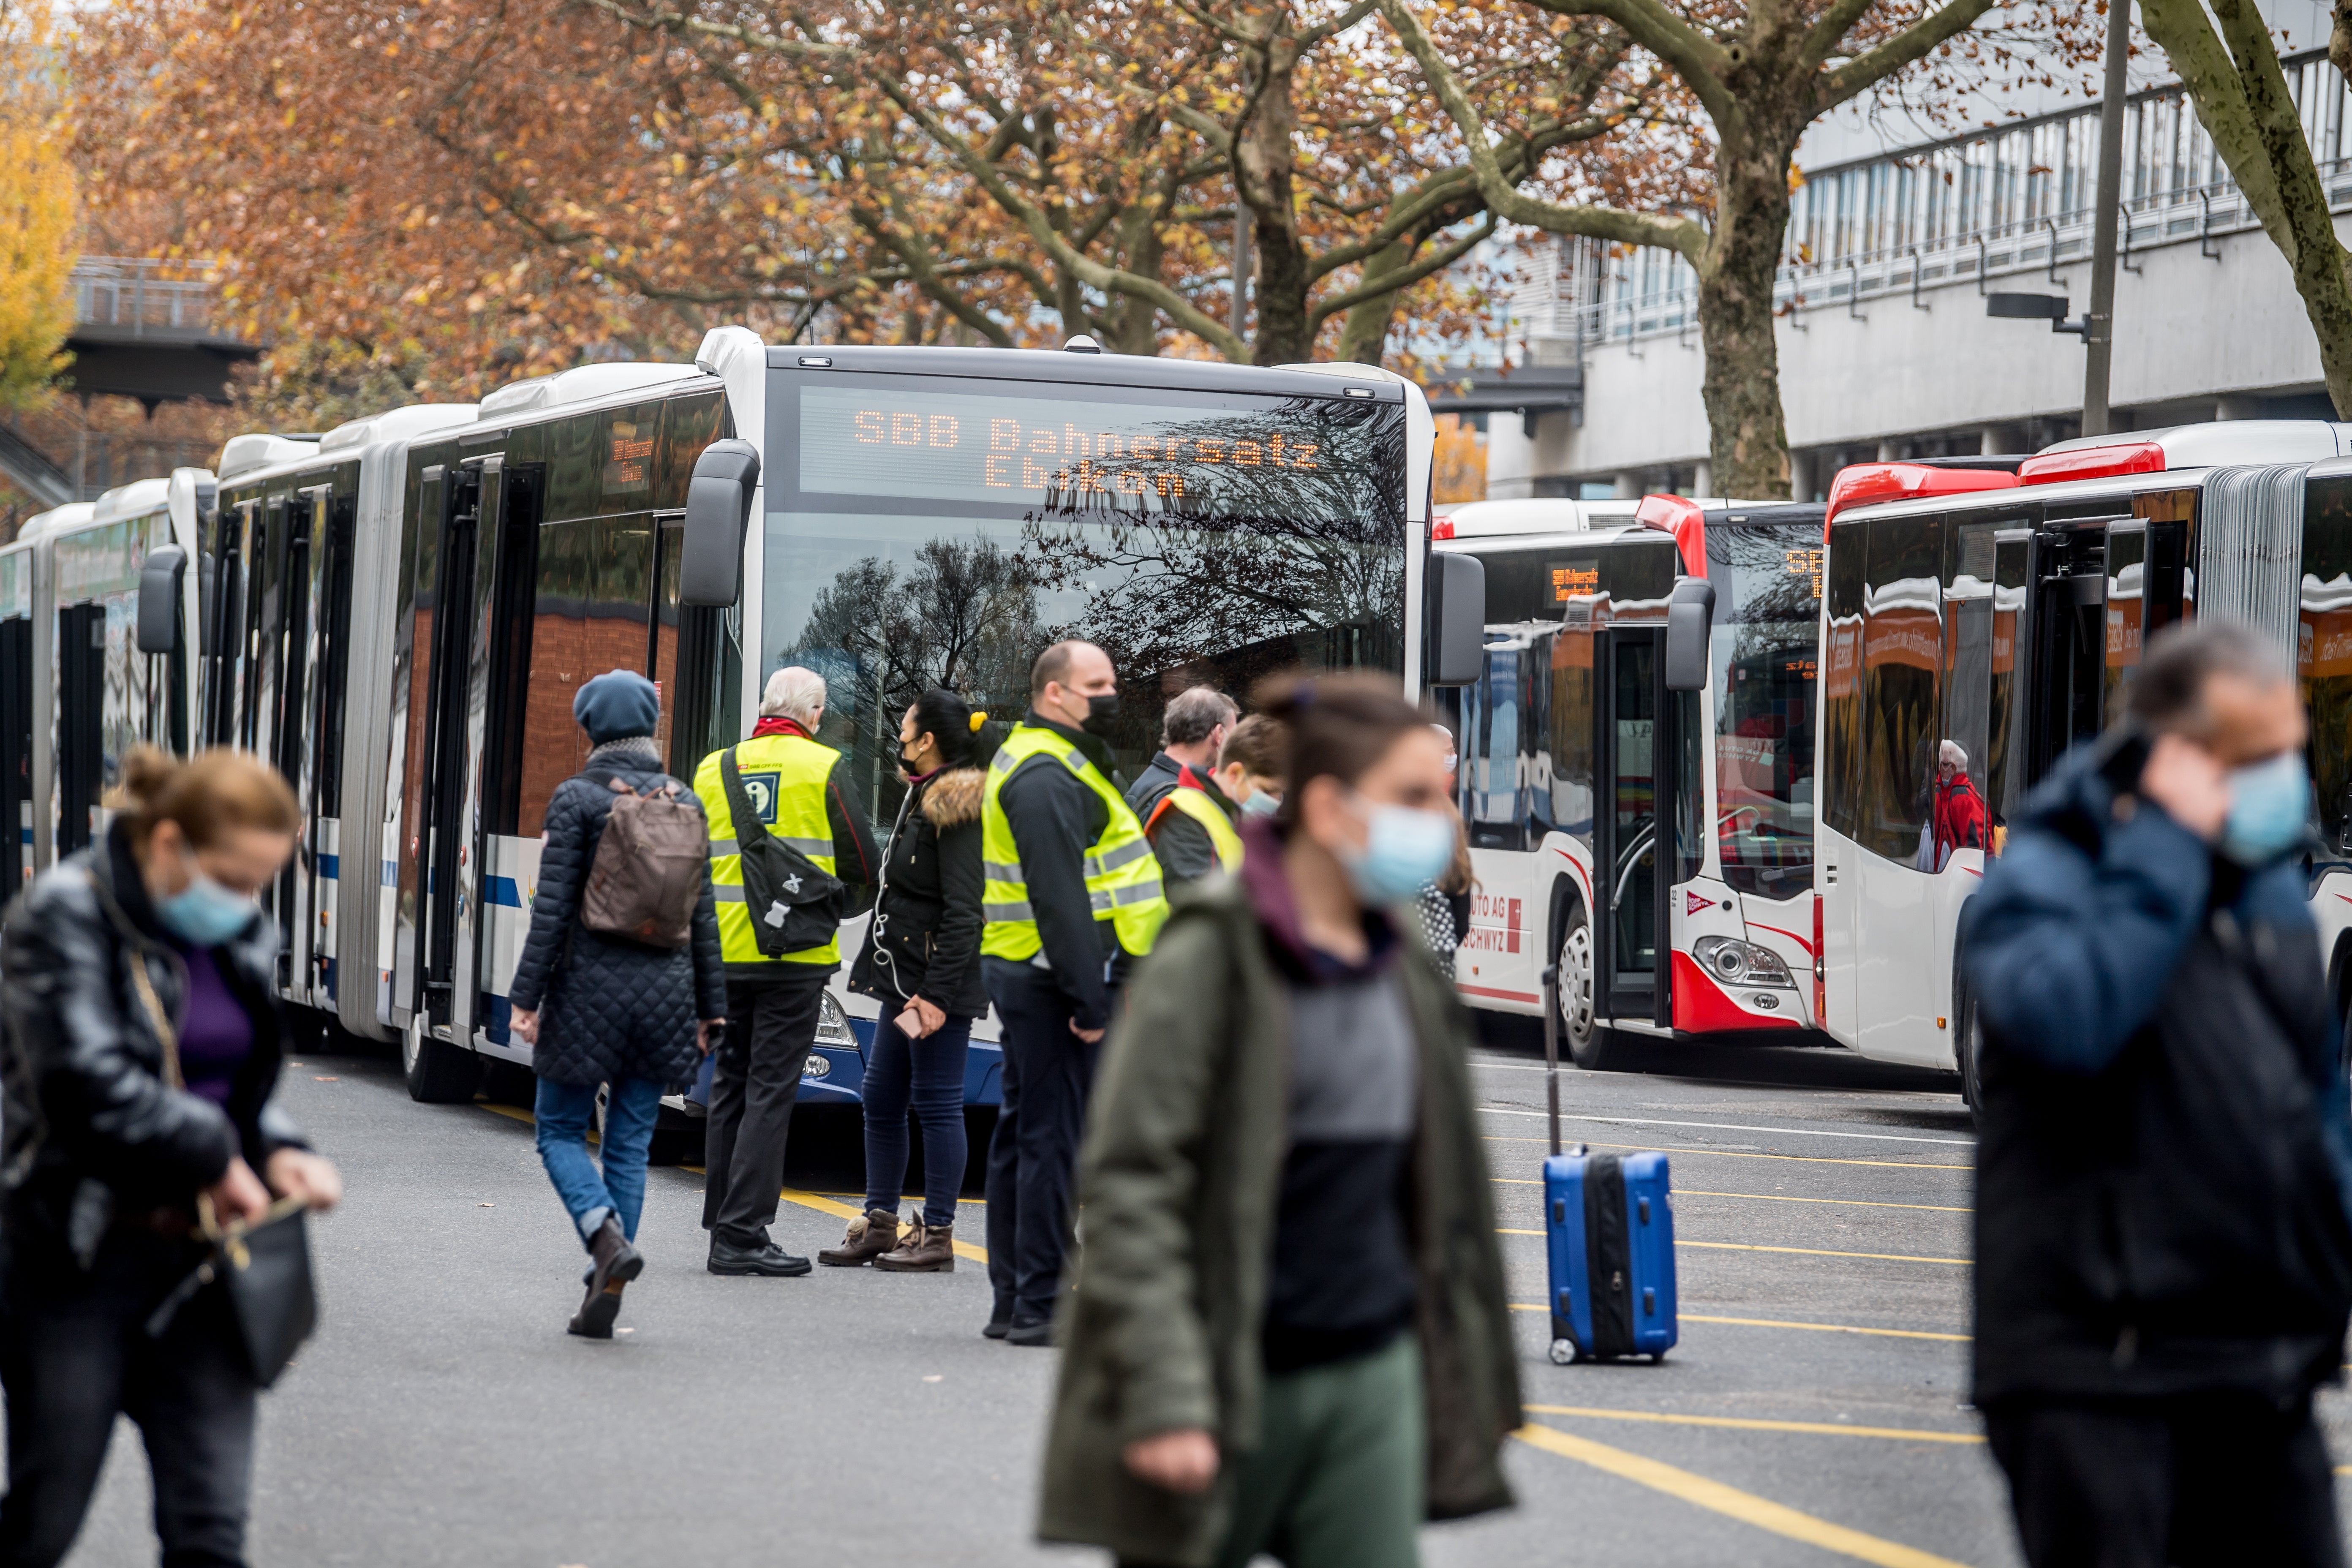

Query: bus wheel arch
[1549,883,1614,1070]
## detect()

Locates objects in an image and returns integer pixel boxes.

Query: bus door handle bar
[1611,828,1657,912]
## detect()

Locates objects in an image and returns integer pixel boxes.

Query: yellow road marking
[1508,1303,1970,1342]
[475,1104,987,1263]
[1486,1135,1970,1172]
[1513,1423,1975,1568]
[1493,1229,1971,1266]
[777,1188,989,1263]
[1525,1404,1982,1445]
[1678,1189,1970,1214]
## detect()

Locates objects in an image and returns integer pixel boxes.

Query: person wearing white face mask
[0,746,340,1568]
[1036,675,1520,1568]
[1962,621,2352,1568]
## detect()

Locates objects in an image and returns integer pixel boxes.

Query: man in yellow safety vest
[694,666,879,1277]
[979,639,1167,1344]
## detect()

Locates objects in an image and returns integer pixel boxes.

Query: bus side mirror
[1663,576,1715,691]
[681,438,761,607]
[137,546,187,655]
[1427,551,1486,688]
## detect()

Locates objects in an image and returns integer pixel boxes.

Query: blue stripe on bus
[382,860,397,887]
[318,854,338,880]
[486,876,523,908]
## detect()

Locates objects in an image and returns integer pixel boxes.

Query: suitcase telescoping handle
[1541,962,1562,1157]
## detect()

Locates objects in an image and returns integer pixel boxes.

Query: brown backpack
[578,772,708,949]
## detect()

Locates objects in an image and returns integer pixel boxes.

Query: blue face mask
[1339,800,1457,904]
[2218,750,2310,866]
[158,861,261,947]
[1241,789,1281,819]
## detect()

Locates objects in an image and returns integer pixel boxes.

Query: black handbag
[112,893,323,1387]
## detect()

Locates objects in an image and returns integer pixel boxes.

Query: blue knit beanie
[573,669,660,743]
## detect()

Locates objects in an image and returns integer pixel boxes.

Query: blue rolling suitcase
[1539,965,1679,1365]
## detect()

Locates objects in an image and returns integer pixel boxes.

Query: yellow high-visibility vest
[1146,782,1245,876]
[694,731,841,966]
[980,724,1167,962]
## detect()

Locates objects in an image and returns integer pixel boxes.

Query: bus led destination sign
[798,383,1392,520]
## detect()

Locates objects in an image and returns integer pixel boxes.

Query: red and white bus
[1432,495,1825,1067]
[1813,422,2352,1103]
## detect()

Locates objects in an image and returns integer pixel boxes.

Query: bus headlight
[1693,936,1794,988]
[816,991,855,1045]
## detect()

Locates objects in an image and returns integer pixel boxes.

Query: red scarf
[751,716,810,740]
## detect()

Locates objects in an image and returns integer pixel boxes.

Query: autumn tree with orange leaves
[1,0,75,413]
[1382,0,2102,496]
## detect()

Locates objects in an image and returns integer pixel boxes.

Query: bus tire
[403,1020,481,1105]
[1556,902,1618,1070]
[1955,987,1985,1122]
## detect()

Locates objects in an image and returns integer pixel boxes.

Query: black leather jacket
[0,822,305,1260]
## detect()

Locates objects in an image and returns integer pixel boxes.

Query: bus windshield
[1708,524,1820,899]
[765,368,1409,828]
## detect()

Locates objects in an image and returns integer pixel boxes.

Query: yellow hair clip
[969,710,988,732]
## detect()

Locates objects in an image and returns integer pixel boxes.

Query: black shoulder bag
[721,746,847,957]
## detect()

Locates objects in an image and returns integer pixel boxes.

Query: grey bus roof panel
[1437,523,1658,555]
[764,343,1408,403]
[217,433,323,481]
[2036,421,2352,466]
[318,403,483,454]
[15,502,93,544]
[475,362,705,420]
[456,370,724,446]
[92,477,172,525]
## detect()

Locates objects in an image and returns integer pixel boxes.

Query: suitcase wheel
[1649,1352,1666,1364]
[1548,1337,1581,1366]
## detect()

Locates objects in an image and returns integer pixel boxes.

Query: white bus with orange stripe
[1813,422,2352,1105]
[1431,495,1826,1068]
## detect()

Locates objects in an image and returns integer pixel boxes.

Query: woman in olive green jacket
[1038,677,1522,1568]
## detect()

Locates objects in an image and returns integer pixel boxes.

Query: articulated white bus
[1,474,207,888]
[141,331,1456,1133]
[1432,495,1825,1067]
[1815,422,2352,1104]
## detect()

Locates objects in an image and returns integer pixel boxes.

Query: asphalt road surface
[45,1024,2352,1567]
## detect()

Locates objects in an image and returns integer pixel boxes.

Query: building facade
[1483,46,2352,502]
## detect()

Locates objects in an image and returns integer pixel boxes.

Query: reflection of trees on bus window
[1706,525,1820,898]
[1858,514,1946,864]
[788,539,1043,833]
[2301,478,2352,869]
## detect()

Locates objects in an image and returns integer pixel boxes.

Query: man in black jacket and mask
[977,640,1168,1345]
[1961,620,2352,1568]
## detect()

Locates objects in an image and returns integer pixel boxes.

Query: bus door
[55,601,104,855]
[1595,626,1673,1026]
[264,487,323,995]
[302,494,357,1008]
[0,613,29,887]
[411,455,544,1048]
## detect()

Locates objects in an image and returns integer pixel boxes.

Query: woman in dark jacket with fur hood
[822,689,993,1274]
[508,670,726,1339]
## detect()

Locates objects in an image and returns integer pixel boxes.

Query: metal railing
[70,256,222,338]
[1566,155,2352,346]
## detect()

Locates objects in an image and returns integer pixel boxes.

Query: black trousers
[1984,1392,2345,1568]
[704,965,834,1247]
[0,1227,258,1568]
[983,957,1102,1323]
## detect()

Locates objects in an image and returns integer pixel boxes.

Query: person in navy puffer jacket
[508,670,726,1339]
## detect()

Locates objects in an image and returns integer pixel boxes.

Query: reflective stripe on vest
[693,732,842,965]
[1146,783,1245,875]
[979,724,1168,961]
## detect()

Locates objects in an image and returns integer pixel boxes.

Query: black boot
[570,1216,644,1339]
[708,1234,813,1277]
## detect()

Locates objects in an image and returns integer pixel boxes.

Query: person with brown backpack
[508,670,726,1339]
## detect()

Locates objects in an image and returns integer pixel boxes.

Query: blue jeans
[536,1076,664,1246]
[860,1011,972,1228]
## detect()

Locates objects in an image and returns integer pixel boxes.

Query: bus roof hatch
[1635,493,1708,576]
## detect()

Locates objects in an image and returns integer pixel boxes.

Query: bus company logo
[1462,893,1522,954]
[1687,890,1713,915]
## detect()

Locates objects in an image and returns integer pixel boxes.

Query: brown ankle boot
[818,1208,902,1267]
[874,1220,955,1272]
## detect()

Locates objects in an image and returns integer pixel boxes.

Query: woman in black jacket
[822,689,991,1273]
[0,746,340,1568]
[508,670,726,1339]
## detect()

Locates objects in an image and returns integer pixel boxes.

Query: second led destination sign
[796,381,1397,522]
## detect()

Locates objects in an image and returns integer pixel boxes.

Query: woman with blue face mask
[1037,675,1520,1568]
[0,745,341,1568]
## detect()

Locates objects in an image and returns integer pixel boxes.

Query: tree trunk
[1238,38,1315,365]
[1102,206,1167,355]
[1697,134,1797,500]
[1335,239,1415,364]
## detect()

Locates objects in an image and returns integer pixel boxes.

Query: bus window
[2302,475,2352,872]
[1466,643,1525,849]
[2102,525,2147,727]
[1707,523,1820,898]
[1822,521,1865,844]
[1859,513,1944,865]
[506,513,655,838]
[1609,639,1656,977]
[1548,626,1595,838]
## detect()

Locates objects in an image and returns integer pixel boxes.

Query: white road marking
[1479,1105,1976,1148]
